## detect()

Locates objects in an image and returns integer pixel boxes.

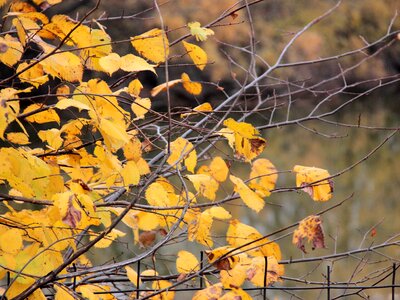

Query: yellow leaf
[125,266,141,286]
[17,62,49,88]
[181,102,213,118]
[145,182,170,207]
[193,284,223,300]
[223,118,266,161]
[99,52,121,76]
[0,228,23,254]
[219,288,253,300]
[6,132,30,145]
[247,256,284,287]
[208,156,229,182]
[24,105,60,124]
[249,158,277,197]
[188,210,214,246]
[181,72,202,95]
[226,219,281,259]
[128,79,143,96]
[77,284,114,300]
[120,160,140,186]
[188,21,215,42]
[0,88,21,139]
[176,250,200,273]
[167,137,197,173]
[0,0,9,7]
[187,174,219,200]
[54,285,75,300]
[0,35,23,67]
[38,129,63,150]
[37,39,83,82]
[55,98,91,111]
[293,165,333,201]
[131,97,151,120]
[205,206,231,220]
[120,54,156,73]
[182,40,208,70]
[131,28,169,63]
[141,269,158,277]
[152,280,175,300]
[293,215,325,253]
[230,175,264,213]
[90,229,126,248]
[150,79,183,97]
[123,137,142,161]
[98,117,130,151]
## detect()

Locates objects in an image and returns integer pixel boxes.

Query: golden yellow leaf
[125,266,141,286]
[128,79,143,96]
[37,39,83,82]
[188,21,215,42]
[152,280,175,300]
[131,97,151,120]
[230,175,264,213]
[205,206,231,220]
[219,288,253,300]
[226,219,281,259]
[223,118,266,161]
[0,0,9,7]
[208,156,229,182]
[141,269,158,277]
[6,132,30,145]
[182,40,208,70]
[145,182,170,207]
[150,79,183,97]
[24,104,60,124]
[188,210,214,246]
[77,284,114,300]
[17,62,49,88]
[205,246,243,271]
[167,137,197,173]
[0,228,23,254]
[293,215,325,253]
[54,285,75,300]
[123,137,142,161]
[193,284,223,300]
[38,129,63,150]
[187,174,219,200]
[0,35,23,67]
[0,88,23,139]
[99,52,121,76]
[55,98,91,111]
[176,250,200,273]
[247,256,284,287]
[98,117,130,151]
[249,158,277,197]
[181,72,202,95]
[90,229,126,248]
[120,160,140,186]
[131,28,169,63]
[180,102,213,118]
[293,165,333,201]
[120,54,156,73]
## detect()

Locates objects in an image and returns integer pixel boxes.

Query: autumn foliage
[1,0,397,299]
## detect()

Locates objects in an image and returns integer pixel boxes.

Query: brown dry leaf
[139,230,156,248]
[293,215,325,253]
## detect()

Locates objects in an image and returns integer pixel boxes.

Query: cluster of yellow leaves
[190,219,284,296]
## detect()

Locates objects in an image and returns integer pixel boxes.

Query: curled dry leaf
[293,215,326,253]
